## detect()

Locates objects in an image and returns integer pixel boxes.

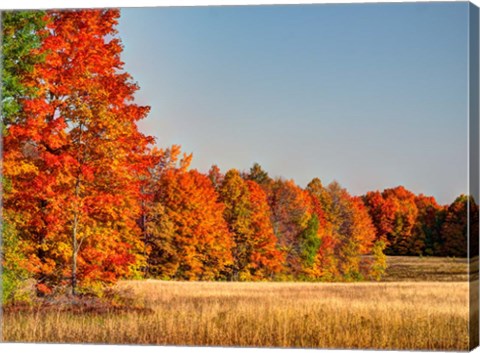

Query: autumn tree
[298,215,320,268]
[3,10,468,290]
[363,186,418,255]
[219,170,253,279]
[382,187,420,255]
[1,11,46,126]
[218,170,283,280]
[1,11,48,302]
[208,164,224,190]
[1,204,31,304]
[306,178,332,213]
[149,169,233,280]
[325,182,376,280]
[470,198,479,258]
[246,162,272,187]
[349,197,377,255]
[369,240,387,281]
[140,146,191,278]
[137,146,191,240]
[244,180,284,279]
[143,201,177,279]
[3,9,153,295]
[439,195,476,257]
[148,145,192,178]
[305,178,339,280]
[268,179,315,278]
[409,195,445,256]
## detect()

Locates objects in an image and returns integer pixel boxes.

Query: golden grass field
[1,256,476,350]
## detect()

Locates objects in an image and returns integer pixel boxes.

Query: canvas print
[0,1,479,351]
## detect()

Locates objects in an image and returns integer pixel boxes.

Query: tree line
[1,9,477,303]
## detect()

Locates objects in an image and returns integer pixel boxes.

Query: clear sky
[117,2,469,205]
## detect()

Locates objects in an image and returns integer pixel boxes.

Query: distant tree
[409,195,445,256]
[362,191,391,241]
[268,179,314,278]
[219,170,254,280]
[350,197,377,255]
[137,146,192,277]
[153,169,234,280]
[369,240,387,281]
[244,180,284,279]
[363,186,418,255]
[246,162,272,187]
[143,202,177,279]
[306,178,339,280]
[470,198,479,258]
[307,178,332,214]
[150,145,192,176]
[218,170,283,280]
[326,182,376,280]
[440,195,472,257]
[208,164,224,190]
[298,214,321,268]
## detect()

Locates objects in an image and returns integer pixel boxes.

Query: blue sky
[117,2,469,205]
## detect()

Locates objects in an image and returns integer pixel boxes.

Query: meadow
[1,256,473,350]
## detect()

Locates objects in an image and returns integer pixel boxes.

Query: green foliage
[1,10,46,125]
[2,12,45,303]
[246,163,271,186]
[299,215,320,267]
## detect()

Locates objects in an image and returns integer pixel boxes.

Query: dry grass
[2,257,472,350]
[380,256,469,282]
[1,256,473,350]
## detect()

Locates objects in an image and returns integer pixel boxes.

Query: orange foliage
[269,179,314,277]
[5,10,472,296]
[363,186,418,255]
[241,179,284,279]
[3,9,153,294]
[153,169,234,280]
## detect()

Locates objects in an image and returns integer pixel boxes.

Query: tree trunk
[71,179,80,296]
